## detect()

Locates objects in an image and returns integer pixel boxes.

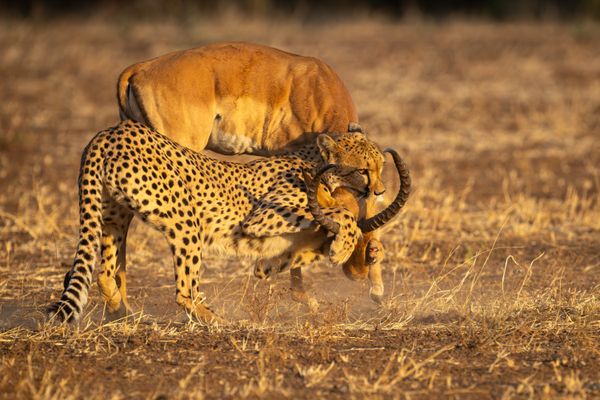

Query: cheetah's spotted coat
[49,120,386,322]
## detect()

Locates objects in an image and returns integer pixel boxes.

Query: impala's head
[316,132,386,198]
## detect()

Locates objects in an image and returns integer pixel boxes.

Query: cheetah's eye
[358,169,369,176]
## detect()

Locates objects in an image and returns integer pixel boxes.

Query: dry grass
[0,13,599,399]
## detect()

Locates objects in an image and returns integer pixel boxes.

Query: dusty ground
[0,14,599,399]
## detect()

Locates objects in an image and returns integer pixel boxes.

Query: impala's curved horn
[306,164,340,234]
[358,148,411,232]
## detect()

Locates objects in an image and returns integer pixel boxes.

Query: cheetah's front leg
[169,240,219,324]
[321,207,361,266]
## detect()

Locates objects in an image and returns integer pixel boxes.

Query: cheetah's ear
[317,134,339,164]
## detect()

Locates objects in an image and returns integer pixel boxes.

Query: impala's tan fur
[118,42,359,155]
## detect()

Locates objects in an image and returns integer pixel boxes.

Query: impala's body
[118,42,359,155]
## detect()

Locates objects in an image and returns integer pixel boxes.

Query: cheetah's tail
[47,133,106,323]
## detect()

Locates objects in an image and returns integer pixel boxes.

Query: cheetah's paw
[328,235,357,265]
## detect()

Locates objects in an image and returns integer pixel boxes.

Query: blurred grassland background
[3,0,600,20]
[0,1,599,399]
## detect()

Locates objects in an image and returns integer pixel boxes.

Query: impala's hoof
[369,285,384,305]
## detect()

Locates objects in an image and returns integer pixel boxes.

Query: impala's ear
[317,134,339,164]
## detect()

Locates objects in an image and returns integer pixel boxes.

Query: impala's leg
[97,201,133,316]
[365,236,385,304]
[364,202,386,304]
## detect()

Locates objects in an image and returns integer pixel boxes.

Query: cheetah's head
[316,132,386,198]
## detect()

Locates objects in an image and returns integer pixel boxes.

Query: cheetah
[100,146,409,315]
[48,120,408,323]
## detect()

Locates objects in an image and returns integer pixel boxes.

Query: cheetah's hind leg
[288,251,324,313]
[290,267,319,313]
[253,253,295,279]
[254,253,320,312]
[98,201,133,320]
